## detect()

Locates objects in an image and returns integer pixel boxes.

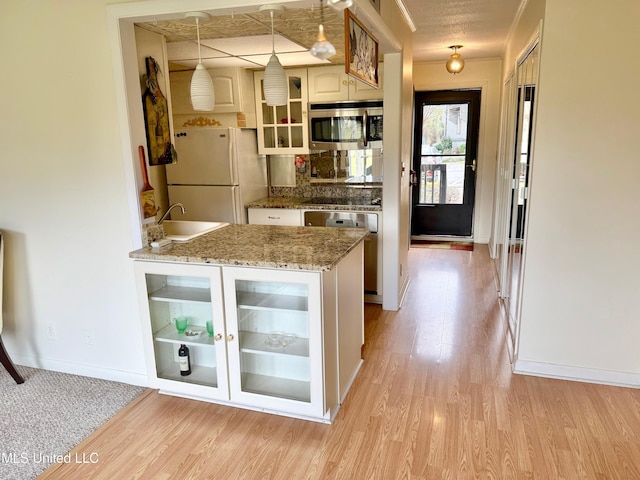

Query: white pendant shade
[263,54,288,106]
[310,25,336,60]
[186,12,215,111]
[190,63,215,111]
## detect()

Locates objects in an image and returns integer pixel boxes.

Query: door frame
[411,89,482,238]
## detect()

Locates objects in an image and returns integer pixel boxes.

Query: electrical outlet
[82,328,96,345]
[45,322,58,341]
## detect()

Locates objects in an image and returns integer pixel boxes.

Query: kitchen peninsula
[130,224,367,423]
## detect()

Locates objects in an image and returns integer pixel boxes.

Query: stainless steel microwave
[309,100,383,150]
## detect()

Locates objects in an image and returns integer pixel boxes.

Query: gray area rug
[0,366,145,480]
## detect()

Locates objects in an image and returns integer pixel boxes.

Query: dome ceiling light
[446,45,465,75]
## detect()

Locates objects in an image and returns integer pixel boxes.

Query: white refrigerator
[166,127,267,224]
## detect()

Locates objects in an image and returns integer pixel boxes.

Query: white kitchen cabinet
[248,208,302,226]
[133,245,364,422]
[308,64,384,102]
[254,69,309,154]
[134,261,229,401]
[222,267,325,418]
[170,67,254,114]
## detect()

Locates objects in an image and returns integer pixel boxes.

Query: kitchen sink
[162,220,229,242]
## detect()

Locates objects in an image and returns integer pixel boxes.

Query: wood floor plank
[39,246,640,479]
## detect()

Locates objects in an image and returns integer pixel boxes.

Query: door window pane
[418,104,469,205]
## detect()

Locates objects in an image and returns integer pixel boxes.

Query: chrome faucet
[158,203,185,224]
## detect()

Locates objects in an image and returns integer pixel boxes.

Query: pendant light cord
[196,17,202,63]
[270,11,275,54]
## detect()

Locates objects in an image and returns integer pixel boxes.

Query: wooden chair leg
[0,335,24,384]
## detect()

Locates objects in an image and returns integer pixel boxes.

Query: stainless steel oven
[303,210,378,294]
[309,101,383,150]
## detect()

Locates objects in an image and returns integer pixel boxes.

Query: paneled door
[411,90,481,237]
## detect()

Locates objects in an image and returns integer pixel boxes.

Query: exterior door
[411,90,481,237]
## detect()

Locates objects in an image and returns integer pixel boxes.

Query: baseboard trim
[12,353,148,387]
[514,359,640,388]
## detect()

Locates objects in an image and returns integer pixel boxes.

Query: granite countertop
[130,224,369,271]
[246,196,382,212]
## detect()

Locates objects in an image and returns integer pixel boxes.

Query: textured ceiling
[405,0,524,62]
[136,0,524,68]
[138,7,347,70]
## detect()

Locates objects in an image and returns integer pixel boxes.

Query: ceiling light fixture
[310,0,336,60]
[260,5,288,106]
[186,12,215,111]
[327,0,353,12]
[446,45,465,75]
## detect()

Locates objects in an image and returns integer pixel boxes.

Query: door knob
[227,334,235,342]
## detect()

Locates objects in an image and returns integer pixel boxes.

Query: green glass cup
[174,317,188,334]
[206,320,214,337]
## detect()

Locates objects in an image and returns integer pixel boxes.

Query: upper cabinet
[308,65,384,102]
[170,67,254,115]
[254,68,309,155]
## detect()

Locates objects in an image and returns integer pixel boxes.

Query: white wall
[0,1,146,384]
[379,0,413,310]
[413,59,503,243]
[515,0,640,385]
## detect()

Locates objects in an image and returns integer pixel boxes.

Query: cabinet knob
[227,334,235,342]
[342,80,348,85]
[214,333,223,341]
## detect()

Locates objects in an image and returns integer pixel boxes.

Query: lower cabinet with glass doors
[133,256,362,423]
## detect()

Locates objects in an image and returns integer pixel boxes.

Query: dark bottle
[178,344,191,376]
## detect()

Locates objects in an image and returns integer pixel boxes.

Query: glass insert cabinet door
[222,267,324,418]
[254,68,309,154]
[134,262,228,399]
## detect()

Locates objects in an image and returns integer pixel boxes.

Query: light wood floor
[41,246,640,479]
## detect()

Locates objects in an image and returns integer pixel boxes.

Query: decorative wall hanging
[344,9,379,88]
[142,56,176,165]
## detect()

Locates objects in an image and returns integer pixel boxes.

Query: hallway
[42,246,640,479]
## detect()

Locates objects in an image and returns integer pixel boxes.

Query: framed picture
[344,9,379,89]
[370,0,381,13]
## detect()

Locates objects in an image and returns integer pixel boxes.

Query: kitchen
[133,4,391,303]
[125,1,402,421]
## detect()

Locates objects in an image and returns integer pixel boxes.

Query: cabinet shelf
[154,324,215,347]
[159,364,218,388]
[239,331,309,358]
[241,372,310,403]
[237,291,308,312]
[149,286,211,304]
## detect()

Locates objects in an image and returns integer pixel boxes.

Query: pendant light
[186,12,215,111]
[260,5,288,106]
[446,45,465,75]
[310,0,336,60]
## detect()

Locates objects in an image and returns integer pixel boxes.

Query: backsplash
[271,167,382,200]
[269,151,382,200]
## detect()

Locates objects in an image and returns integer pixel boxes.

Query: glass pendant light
[186,12,215,111]
[310,0,336,60]
[446,45,465,75]
[260,5,288,106]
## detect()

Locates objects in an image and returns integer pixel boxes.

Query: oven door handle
[363,110,368,147]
